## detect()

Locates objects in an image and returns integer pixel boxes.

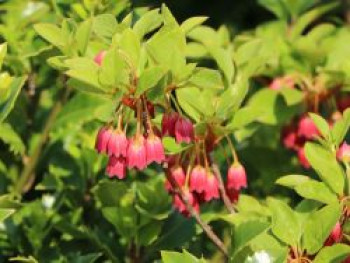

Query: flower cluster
[163,115,248,216]
[94,51,165,179]
[93,51,248,217]
[281,115,320,168]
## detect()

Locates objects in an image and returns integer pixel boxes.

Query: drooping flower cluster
[94,51,165,179]
[93,51,248,217]
[281,115,320,168]
[95,114,165,179]
[163,121,248,216]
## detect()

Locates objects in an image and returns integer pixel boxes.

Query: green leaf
[92,14,118,40]
[92,180,128,207]
[275,175,310,189]
[231,220,270,256]
[304,142,344,195]
[34,23,68,48]
[216,75,248,120]
[313,244,350,263]
[257,0,288,20]
[76,19,92,56]
[138,222,162,246]
[118,28,141,66]
[0,76,26,122]
[98,47,129,89]
[188,68,223,90]
[279,88,304,106]
[290,2,339,39]
[308,113,330,139]
[227,107,264,130]
[162,137,190,154]
[136,66,166,96]
[331,108,350,146]
[303,203,342,254]
[268,198,301,247]
[0,42,7,70]
[0,123,25,155]
[180,17,208,34]
[0,208,15,222]
[161,250,206,263]
[207,46,234,84]
[294,180,338,204]
[133,9,162,39]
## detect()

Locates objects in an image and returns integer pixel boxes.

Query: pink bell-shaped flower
[226,187,240,203]
[94,50,106,66]
[107,129,128,157]
[95,126,113,154]
[146,134,165,164]
[174,117,194,143]
[324,222,342,246]
[203,172,220,202]
[297,115,320,139]
[165,166,186,192]
[162,112,179,137]
[297,147,310,169]
[189,165,207,193]
[227,163,247,191]
[173,190,199,217]
[106,156,126,179]
[127,135,147,170]
[337,142,350,162]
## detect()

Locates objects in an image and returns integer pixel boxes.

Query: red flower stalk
[227,163,247,191]
[297,115,320,140]
[175,117,194,143]
[95,126,113,154]
[94,50,106,66]
[189,165,207,193]
[173,190,199,217]
[162,112,179,137]
[107,129,128,157]
[106,156,126,179]
[203,172,220,202]
[165,166,186,192]
[127,135,147,170]
[337,142,350,162]
[146,134,165,164]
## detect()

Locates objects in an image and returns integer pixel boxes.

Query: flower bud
[297,115,320,140]
[337,142,350,163]
[95,126,113,154]
[94,50,106,66]
[297,147,310,169]
[174,117,194,143]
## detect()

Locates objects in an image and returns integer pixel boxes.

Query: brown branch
[165,171,229,257]
[14,76,70,196]
[212,164,236,214]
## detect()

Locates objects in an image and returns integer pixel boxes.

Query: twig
[14,77,70,196]
[212,164,236,214]
[165,171,229,257]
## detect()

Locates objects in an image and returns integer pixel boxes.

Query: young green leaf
[304,142,344,195]
[302,203,342,254]
[294,180,338,204]
[75,19,92,56]
[0,76,27,122]
[161,250,207,263]
[133,9,163,39]
[275,175,310,189]
[188,68,223,90]
[34,23,68,48]
[268,198,301,247]
[0,43,7,70]
[136,66,166,96]
[180,16,208,34]
[331,108,350,146]
[308,113,330,139]
[313,244,350,263]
